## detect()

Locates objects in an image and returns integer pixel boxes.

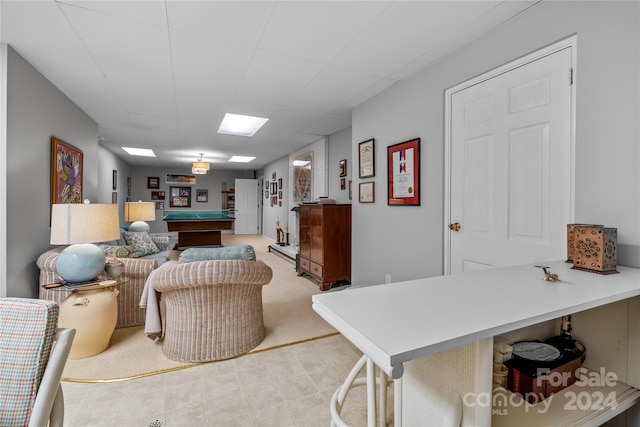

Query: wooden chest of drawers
[297,203,351,290]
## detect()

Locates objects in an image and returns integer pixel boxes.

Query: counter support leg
[378,369,388,427]
[394,377,402,427]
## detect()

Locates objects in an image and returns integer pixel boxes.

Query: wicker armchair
[37,248,157,328]
[151,259,273,363]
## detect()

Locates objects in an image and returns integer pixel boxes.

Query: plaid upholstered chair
[0,298,75,427]
[151,259,273,362]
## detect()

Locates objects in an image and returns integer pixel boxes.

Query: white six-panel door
[234,178,259,234]
[446,42,575,274]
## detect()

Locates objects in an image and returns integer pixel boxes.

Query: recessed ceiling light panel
[122,147,156,157]
[228,156,256,163]
[218,113,268,137]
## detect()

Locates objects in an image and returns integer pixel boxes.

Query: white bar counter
[312,260,640,425]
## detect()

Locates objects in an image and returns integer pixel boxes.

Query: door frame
[443,35,577,275]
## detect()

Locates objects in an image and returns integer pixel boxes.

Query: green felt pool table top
[163,210,235,221]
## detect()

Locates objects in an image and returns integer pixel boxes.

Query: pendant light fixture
[192,153,210,174]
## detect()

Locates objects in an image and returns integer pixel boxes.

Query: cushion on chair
[0,298,58,426]
[178,245,256,263]
[123,231,160,257]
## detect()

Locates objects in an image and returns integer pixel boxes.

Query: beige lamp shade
[50,203,120,282]
[124,201,156,222]
[50,203,120,244]
[192,153,210,174]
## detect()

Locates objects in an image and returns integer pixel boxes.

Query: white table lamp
[124,201,156,232]
[50,203,120,282]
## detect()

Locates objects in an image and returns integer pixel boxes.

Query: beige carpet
[61,234,338,382]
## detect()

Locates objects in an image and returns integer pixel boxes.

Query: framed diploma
[359,181,375,203]
[358,139,375,178]
[387,138,420,206]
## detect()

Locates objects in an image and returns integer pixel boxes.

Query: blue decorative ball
[56,244,106,282]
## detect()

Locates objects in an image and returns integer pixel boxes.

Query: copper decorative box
[572,225,618,274]
[566,224,601,262]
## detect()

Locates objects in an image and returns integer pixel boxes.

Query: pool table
[163,210,235,247]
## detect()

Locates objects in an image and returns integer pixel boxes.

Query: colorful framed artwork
[51,136,83,204]
[359,139,375,178]
[147,177,160,189]
[387,138,420,206]
[196,189,208,202]
[359,181,375,203]
[169,186,191,207]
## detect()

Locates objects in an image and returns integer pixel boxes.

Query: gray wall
[351,1,640,286]
[328,126,353,204]
[6,45,99,297]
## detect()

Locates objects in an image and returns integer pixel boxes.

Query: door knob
[449,222,461,232]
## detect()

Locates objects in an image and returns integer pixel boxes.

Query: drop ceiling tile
[330,1,501,78]
[258,1,391,63]
[1,1,102,76]
[57,0,166,27]
[288,66,381,113]
[60,2,173,87]
[233,49,323,108]
[113,79,176,117]
[165,1,274,47]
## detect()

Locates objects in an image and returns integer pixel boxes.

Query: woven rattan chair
[0,298,75,427]
[151,259,273,362]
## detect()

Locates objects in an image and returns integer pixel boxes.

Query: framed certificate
[358,139,375,178]
[387,138,420,206]
[359,181,375,203]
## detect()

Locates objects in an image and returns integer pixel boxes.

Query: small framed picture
[111,191,117,204]
[359,181,375,203]
[340,178,346,190]
[112,170,118,190]
[151,191,165,200]
[265,189,269,199]
[339,159,347,177]
[127,176,132,189]
[278,190,283,199]
[155,201,164,210]
[349,180,352,200]
[196,189,208,202]
[278,178,283,189]
[147,177,160,189]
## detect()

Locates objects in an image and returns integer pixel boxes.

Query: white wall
[351,1,640,287]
